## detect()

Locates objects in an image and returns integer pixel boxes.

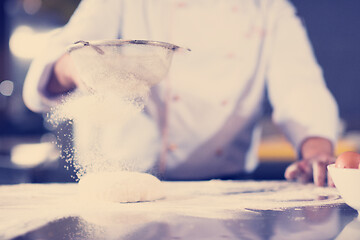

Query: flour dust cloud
[48,41,175,180]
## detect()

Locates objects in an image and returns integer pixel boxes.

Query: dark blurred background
[0,0,359,184]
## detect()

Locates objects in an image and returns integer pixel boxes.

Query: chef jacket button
[167,143,178,152]
[231,5,239,13]
[226,52,236,59]
[172,95,180,102]
[221,100,228,106]
[215,149,223,157]
[176,2,187,8]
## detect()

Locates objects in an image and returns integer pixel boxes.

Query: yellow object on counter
[258,137,358,162]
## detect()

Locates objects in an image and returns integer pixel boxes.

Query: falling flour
[48,41,175,202]
[50,91,149,176]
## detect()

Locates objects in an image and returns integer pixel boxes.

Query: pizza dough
[78,171,165,203]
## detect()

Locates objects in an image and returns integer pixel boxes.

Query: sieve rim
[67,39,190,53]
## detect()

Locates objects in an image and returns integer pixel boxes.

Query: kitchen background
[0,0,359,183]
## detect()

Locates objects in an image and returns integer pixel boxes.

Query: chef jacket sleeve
[23,0,123,112]
[266,0,339,155]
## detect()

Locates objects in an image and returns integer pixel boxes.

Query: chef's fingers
[285,161,312,183]
[286,156,335,186]
[312,161,327,187]
[312,155,335,187]
[326,156,336,187]
[298,160,312,174]
[296,174,310,184]
[284,162,300,180]
[294,161,312,183]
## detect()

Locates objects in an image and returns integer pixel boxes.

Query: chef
[23,0,339,185]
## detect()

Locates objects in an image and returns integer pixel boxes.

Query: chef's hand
[284,137,335,187]
[46,53,80,96]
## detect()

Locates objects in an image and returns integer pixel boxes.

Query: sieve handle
[73,40,105,55]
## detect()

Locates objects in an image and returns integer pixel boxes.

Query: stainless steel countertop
[0,181,358,240]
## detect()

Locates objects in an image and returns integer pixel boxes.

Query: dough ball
[78,171,165,203]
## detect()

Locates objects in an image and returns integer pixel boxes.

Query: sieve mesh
[67,40,187,96]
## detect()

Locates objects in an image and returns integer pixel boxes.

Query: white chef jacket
[23,0,339,180]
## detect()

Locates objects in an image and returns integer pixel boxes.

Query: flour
[0,181,345,240]
[48,41,177,201]
[78,171,165,203]
[74,180,343,220]
[50,92,147,178]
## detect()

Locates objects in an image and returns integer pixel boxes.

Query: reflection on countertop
[9,203,359,240]
[1,181,358,240]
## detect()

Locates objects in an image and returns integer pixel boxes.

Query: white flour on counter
[0,181,345,240]
[74,180,344,222]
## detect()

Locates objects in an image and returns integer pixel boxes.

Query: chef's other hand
[46,53,80,96]
[284,137,335,187]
